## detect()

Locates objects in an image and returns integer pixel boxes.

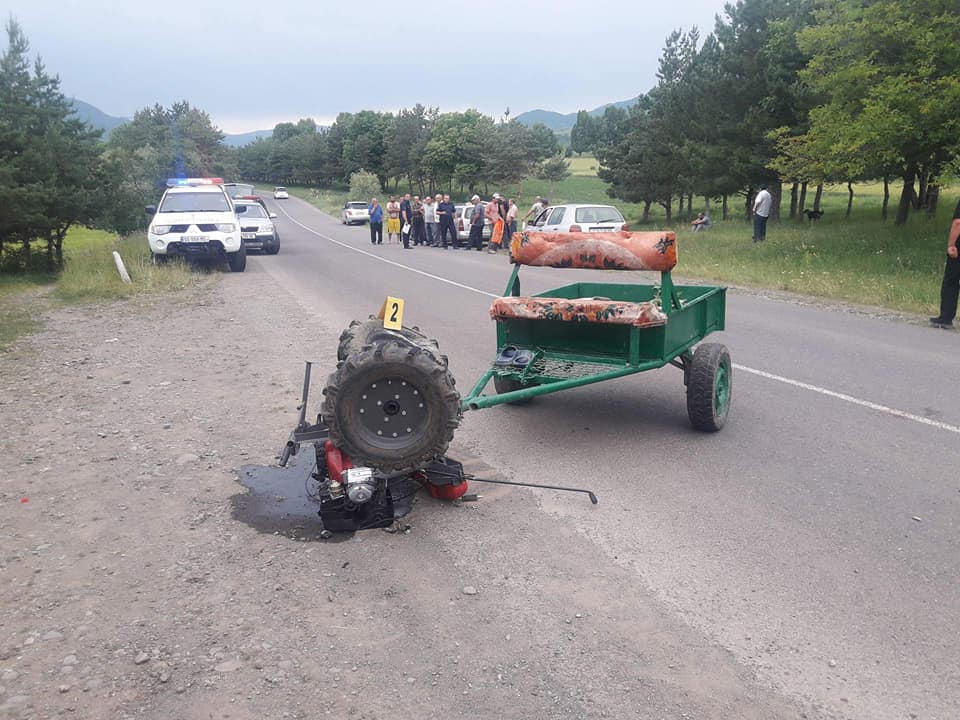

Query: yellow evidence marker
[377,296,405,330]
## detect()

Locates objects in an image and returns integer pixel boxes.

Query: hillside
[515,96,640,131]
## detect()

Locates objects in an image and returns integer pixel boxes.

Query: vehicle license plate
[241,233,256,239]
[181,235,209,243]
[590,227,614,232]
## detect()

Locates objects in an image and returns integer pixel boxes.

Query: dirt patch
[0,270,817,719]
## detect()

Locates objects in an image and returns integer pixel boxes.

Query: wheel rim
[355,377,429,450]
[714,361,730,417]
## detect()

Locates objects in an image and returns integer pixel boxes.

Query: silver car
[527,203,627,233]
[454,203,492,244]
[340,201,370,225]
[235,200,280,254]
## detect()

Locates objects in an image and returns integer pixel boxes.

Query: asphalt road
[252,195,959,719]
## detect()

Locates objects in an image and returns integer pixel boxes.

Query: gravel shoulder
[1,270,817,720]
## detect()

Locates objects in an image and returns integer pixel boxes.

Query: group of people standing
[366,192,531,252]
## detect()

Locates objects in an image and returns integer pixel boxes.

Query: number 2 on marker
[382,296,404,330]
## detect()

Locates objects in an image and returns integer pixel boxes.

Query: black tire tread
[227,246,247,272]
[493,375,535,405]
[321,338,462,473]
[337,316,440,362]
[686,343,731,432]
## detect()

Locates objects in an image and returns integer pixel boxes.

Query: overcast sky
[6,0,732,133]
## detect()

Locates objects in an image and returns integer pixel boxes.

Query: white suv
[146,179,247,272]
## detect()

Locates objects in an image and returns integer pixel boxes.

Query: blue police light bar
[166,177,225,187]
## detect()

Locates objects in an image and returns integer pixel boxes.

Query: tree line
[236,107,564,198]
[572,0,960,226]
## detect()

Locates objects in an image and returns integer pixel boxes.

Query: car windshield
[224,184,254,198]
[348,202,367,209]
[274,187,286,192]
[159,192,230,213]
[575,206,624,224]
[239,204,267,218]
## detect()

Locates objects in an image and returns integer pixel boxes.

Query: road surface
[254,195,959,719]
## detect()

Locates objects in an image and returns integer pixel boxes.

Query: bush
[349,170,382,200]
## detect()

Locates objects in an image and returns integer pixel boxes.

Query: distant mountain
[515,96,640,132]
[69,99,273,146]
[70,99,128,137]
[222,129,273,147]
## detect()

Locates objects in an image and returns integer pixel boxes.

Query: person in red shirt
[930,199,960,328]
[485,193,504,253]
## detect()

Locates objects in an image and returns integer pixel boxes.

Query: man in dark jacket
[931,198,960,328]
[437,194,458,249]
[399,193,412,249]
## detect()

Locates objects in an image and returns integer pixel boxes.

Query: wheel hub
[357,378,429,447]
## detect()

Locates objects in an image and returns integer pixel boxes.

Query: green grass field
[0,227,198,349]
[270,173,953,316]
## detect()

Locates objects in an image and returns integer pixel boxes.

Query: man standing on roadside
[524,196,545,228]
[399,193,412,249]
[469,195,485,251]
[486,192,504,253]
[411,195,426,247]
[423,195,438,247]
[930,198,960,328]
[386,196,401,243]
[437,194,458,249]
[506,198,519,245]
[752,184,772,243]
[368,197,383,245]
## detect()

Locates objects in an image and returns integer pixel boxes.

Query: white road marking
[733,364,960,434]
[275,199,960,436]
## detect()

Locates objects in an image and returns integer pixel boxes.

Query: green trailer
[461,231,731,431]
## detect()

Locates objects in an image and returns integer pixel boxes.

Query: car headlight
[215,223,236,233]
[261,224,274,232]
[151,225,172,235]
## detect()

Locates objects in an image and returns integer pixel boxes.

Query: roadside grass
[0,227,197,349]
[285,186,349,216]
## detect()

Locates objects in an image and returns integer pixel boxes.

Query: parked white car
[527,204,627,233]
[273,187,289,200]
[340,201,370,225]
[146,178,247,272]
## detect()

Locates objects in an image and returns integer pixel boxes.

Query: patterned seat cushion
[490,296,667,327]
[509,231,677,271]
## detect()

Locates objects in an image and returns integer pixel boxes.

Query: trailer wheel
[322,338,462,473]
[686,343,731,432]
[337,317,440,362]
[493,375,535,405]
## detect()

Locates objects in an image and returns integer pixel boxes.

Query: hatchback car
[273,187,289,200]
[454,203,492,244]
[235,200,280,254]
[340,201,370,225]
[527,204,627,233]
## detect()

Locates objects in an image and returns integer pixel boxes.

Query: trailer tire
[322,338,462,473]
[686,343,731,432]
[493,375,535,405]
[337,317,440,362]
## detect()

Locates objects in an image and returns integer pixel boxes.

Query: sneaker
[929,317,954,328]
[487,248,497,254]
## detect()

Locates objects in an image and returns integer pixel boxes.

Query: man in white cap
[485,193,504,253]
[468,194,485,251]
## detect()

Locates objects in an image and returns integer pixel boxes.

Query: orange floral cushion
[490,296,667,327]
[509,231,677,271]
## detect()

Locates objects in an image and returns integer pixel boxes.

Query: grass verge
[0,227,198,349]
[285,186,349,216]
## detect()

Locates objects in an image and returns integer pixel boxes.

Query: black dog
[803,209,824,221]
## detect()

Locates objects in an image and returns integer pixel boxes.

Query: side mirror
[145,205,156,215]
[235,205,247,214]
[269,213,277,219]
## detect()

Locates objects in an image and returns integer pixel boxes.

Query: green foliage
[348,170,381,200]
[0,18,106,273]
[536,153,572,194]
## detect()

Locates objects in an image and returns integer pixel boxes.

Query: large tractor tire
[321,338,462,474]
[337,316,440,362]
[686,343,731,432]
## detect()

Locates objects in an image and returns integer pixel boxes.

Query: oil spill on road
[231,451,349,542]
